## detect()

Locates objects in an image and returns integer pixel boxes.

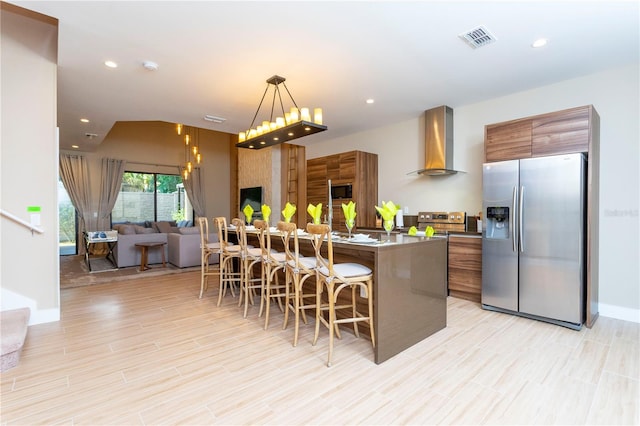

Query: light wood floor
[1,271,638,425]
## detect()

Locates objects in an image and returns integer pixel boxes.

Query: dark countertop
[358,228,482,238]
[447,231,482,238]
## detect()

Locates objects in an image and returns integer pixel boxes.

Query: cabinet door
[532,106,590,156]
[338,151,356,180]
[448,236,482,302]
[485,120,532,162]
[306,159,327,207]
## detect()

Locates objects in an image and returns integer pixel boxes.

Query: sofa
[167,229,219,268]
[112,221,215,269]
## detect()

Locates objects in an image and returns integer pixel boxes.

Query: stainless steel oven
[417,211,466,234]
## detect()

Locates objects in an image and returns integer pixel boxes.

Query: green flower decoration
[341,201,356,226]
[375,201,400,222]
[242,204,254,225]
[425,225,435,238]
[282,202,296,223]
[261,204,271,224]
[307,203,323,225]
[408,226,417,236]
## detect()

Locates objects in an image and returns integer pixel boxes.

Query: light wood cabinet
[448,235,482,303]
[307,150,378,230]
[485,105,592,162]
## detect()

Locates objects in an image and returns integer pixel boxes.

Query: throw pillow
[119,225,136,235]
[134,225,155,234]
[154,221,172,234]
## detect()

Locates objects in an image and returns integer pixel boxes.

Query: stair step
[1,307,30,372]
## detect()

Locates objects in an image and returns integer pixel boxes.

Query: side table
[83,231,118,272]
[134,241,167,271]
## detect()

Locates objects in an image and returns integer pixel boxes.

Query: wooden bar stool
[278,221,318,346]
[197,217,221,299]
[231,218,264,318]
[253,220,287,329]
[214,217,241,306]
[307,223,375,367]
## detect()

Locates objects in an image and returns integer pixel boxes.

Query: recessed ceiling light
[80,118,89,123]
[142,61,158,71]
[366,99,375,104]
[532,38,548,48]
[71,145,79,149]
[104,60,118,68]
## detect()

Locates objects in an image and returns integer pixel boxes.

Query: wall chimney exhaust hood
[410,105,463,176]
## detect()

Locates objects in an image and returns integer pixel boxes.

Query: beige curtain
[181,167,206,219]
[97,158,127,230]
[59,154,93,254]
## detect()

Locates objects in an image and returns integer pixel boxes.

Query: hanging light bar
[236,75,327,149]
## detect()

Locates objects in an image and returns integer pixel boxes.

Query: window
[111,172,192,225]
[58,177,77,255]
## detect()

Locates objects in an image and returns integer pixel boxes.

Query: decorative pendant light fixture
[237,75,327,149]
[176,124,202,180]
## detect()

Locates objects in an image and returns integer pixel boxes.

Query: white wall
[307,63,640,322]
[1,5,60,325]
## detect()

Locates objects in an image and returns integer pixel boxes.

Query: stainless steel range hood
[412,105,463,176]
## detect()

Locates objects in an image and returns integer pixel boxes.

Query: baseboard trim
[599,303,640,323]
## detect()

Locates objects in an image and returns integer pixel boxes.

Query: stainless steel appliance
[482,153,586,330]
[417,211,466,234]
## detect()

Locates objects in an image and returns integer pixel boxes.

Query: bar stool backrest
[197,217,209,248]
[231,218,248,254]
[253,219,270,257]
[214,217,231,251]
[306,223,334,277]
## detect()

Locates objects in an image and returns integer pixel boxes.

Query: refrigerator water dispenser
[486,206,509,239]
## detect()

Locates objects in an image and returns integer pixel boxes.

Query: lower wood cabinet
[448,235,482,303]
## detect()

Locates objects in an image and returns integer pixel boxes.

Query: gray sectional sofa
[112,221,217,269]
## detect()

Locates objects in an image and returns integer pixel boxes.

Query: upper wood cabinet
[485,119,532,162]
[485,105,593,162]
[531,106,590,157]
[307,150,378,230]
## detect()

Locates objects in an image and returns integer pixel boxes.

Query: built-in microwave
[331,183,352,199]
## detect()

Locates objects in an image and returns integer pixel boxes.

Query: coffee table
[134,241,167,271]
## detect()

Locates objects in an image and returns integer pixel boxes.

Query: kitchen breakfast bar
[266,232,448,364]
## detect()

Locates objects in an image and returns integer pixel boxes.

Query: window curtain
[97,158,127,230]
[59,154,93,255]
[181,167,206,218]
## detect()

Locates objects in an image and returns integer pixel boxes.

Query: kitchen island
[265,232,448,364]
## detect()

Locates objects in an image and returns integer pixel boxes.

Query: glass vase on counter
[383,219,394,240]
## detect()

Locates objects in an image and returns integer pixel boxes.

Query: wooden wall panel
[307,150,378,231]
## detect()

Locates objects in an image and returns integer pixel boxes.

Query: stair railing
[0,209,44,234]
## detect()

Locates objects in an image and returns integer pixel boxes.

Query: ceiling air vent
[459,25,497,49]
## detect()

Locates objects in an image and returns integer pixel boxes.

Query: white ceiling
[10,1,640,151]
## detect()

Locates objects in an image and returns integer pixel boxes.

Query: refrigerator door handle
[519,185,525,252]
[512,185,518,252]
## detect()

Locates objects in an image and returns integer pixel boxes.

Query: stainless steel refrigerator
[482,153,586,330]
